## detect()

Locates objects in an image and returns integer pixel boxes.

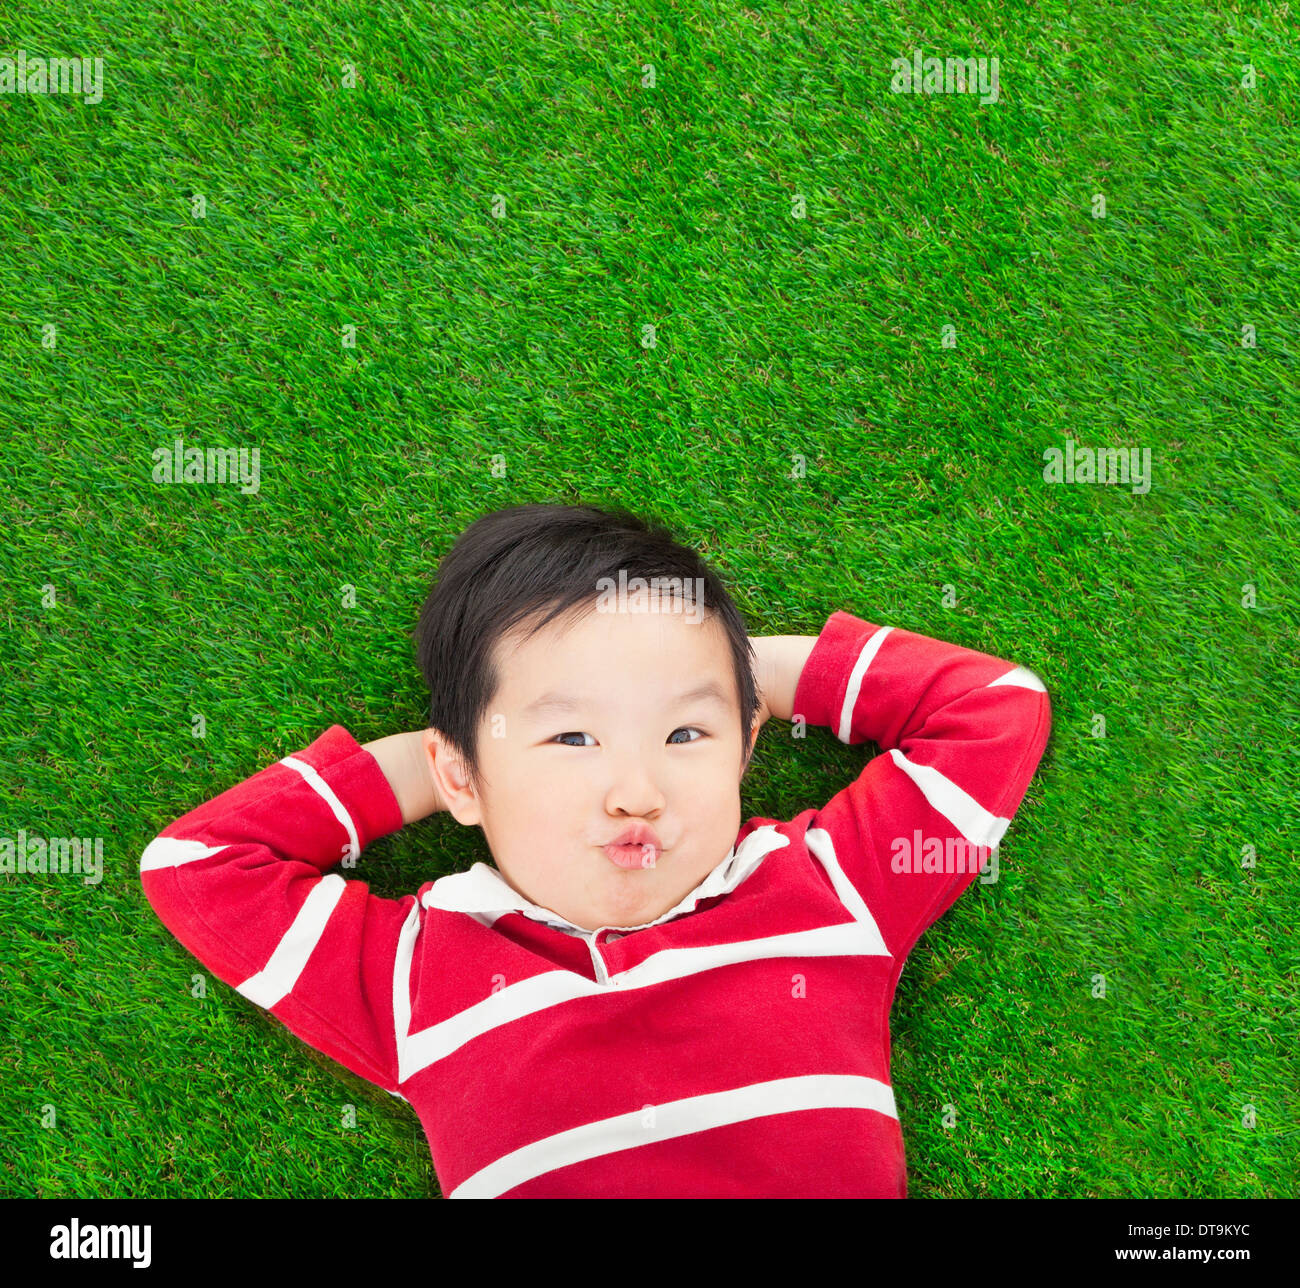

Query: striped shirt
[139,610,1051,1197]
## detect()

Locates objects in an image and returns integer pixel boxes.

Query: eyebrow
[521,680,733,719]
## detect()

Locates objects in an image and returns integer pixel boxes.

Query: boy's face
[429,601,757,933]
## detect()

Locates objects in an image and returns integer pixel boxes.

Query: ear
[423,727,483,826]
[741,711,762,775]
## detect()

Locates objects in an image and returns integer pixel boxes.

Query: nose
[602,753,666,822]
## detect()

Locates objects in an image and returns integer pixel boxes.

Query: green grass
[1,0,1295,1199]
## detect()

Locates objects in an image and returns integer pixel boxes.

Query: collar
[422,823,789,937]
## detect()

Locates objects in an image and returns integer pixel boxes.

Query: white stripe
[236,874,347,1009]
[838,626,893,742]
[803,827,890,953]
[886,748,1011,850]
[279,754,361,862]
[612,922,887,987]
[402,970,589,1083]
[449,1074,898,1198]
[140,836,229,871]
[393,899,422,1086]
[988,665,1046,692]
[398,920,889,1082]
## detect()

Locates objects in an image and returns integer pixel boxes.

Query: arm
[789,611,1051,961]
[752,635,820,726]
[139,726,426,1095]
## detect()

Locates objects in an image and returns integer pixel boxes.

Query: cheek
[506,758,584,817]
[676,761,741,812]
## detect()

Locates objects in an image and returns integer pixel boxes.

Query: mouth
[602,824,663,869]
[603,842,660,869]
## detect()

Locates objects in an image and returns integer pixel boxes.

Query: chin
[592,887,660,927]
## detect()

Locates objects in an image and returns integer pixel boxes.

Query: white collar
[422,824,789,937]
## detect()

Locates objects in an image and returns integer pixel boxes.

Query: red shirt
[141,610,1051,1197]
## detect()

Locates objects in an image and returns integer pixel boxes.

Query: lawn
[1,0,1295,1199]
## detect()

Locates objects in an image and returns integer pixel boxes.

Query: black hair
[413,502,759,795]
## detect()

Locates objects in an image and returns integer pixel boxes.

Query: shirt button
[606,932,622,941]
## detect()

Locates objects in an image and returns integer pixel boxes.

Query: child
[140,502,1052,1198]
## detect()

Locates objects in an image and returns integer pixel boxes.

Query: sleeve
[791,610,1052,962]
[138,725,421,1096]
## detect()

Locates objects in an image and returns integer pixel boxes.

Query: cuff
[791,610,880,734]
[294,724,406,851]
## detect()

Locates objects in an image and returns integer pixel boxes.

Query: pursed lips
[602,824,663,869]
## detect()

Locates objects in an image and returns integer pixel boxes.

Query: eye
[668,727,704,744]
[551,731,595,748]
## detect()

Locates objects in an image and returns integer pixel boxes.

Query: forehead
[492,604,736,707]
